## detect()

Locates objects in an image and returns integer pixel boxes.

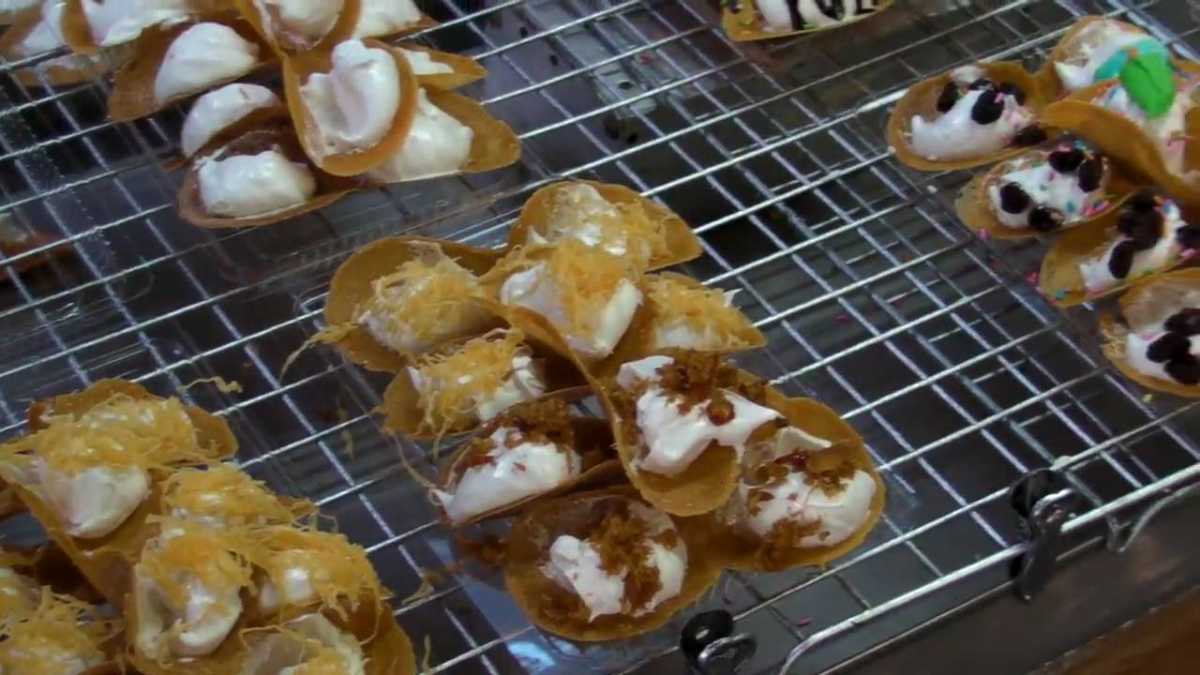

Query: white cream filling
[909,66,1034,161]
[353,266,493,354]
[987,159,1104,228]
[253,0,340,46]
[181,83,280,158]
[1054,20,1148,92]
[82,0,191,47]
[8,0,65,56]
[524,183,650,261]
[255,567,315,615]
[740,469,876,546]
[197,148,317,218]
[365,88,473,183]
[499,263,642,359]
[651,289,741,350]
[1078,201,1187,293]
[153,22,259,104]
[37,461,149,539]
[299,39,400,160]
[134,572,243,659]
[756,0,878,32]
[240,613,365,675]
[407,352,547,424]
[434,425,582,525]
[399,47,452,75]
[351,0,422,38]
[1092,83,1193,174]
[1125,327,1200,382]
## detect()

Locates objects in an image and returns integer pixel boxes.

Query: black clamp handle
[681,610,756,674]
[1009,468,1080,602]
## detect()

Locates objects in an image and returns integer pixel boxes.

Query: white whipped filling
[756,0,878,32]
[253,0,340,47]
[197,148,317,218]
[153,22,259,104]
[351,0,421,38]
[541,504,685,621]
[909,66,1034,161]
[82,0,191,47]
[499,262,642,359]
[8,0,66,56]
[1093,83,1193,174]
[1078,201,1187,293]
[525,183,648,261]
[987,157,1103,228]
[741,469,876,546]
[37,460,150,539]
[353,264,492,354]
[616,355,782,476]
[240,613,365,675]
[256,567,315,615]
[299,39,400,160]
[181,83,280,158]
[408,352,546,424]
[651,289,741,350]
[1125,330,1199,381]
[399,47,452,75]
[434,425,582,525]
[366,88,473,183]
[134,570,242,658]
[1054,20,1147,92]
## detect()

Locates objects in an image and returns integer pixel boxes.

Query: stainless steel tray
[2,1,1200,673]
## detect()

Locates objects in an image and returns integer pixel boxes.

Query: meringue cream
[399,47,453,75]
[1078,199,1188,293]
[250,528,379,617]
[909,66,1035,161]
[196,148,317,218]
[153,22,260,104]
[986,147,1107,229]
[756,0,879,32]
[8,1,66,56]
[408,346,546,428]
[1092,81,1193,174]
[366,88,473,182]
[525,183,661,268]
[82,0,191,47]
[644,275,752,351]
[1054,19,1148,92]
[253,0,341,49]
[181,83,281,158]
[239,613,366,675]
[299,39,401,159]
[351,0,422,38]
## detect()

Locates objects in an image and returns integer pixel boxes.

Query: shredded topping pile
[0,589,113,675]
[412,329,528,433]
[251,526,383,618]
[354,248,488,346]
[162,464,313,527]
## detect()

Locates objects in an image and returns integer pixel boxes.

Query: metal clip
[1009,468,1080,602]
[681,610,756,674]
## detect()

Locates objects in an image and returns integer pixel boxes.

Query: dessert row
[887,16,1200,397]
[305,179,886,639]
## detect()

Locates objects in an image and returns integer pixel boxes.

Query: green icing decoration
[1120,51,1176,118]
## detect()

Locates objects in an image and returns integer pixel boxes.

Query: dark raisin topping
[1147,332,1192,363]
[936,81,959,113]
[1028,206,1064,232]
[1176,224,1200,250]
[1047,148,1085,173]
[1129,189,1159,212]
[998,182,1030,214]
[1165,355,1200,386]
[1012,125,1048,146]
[998,82,1026,105]
[1107,240,1139,279]
[1117,208,1164,250]
[968,78,993,90]
[1165,308,1200,336]
[970,89,1005,124]
[1076,157,1104,192]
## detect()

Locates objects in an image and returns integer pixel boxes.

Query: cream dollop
[153,23,260,104]
[1054,20,1147,92]
[197,149,317,218]
[651,289,741,350]
[181,83,281,158]
[987,154,1104,229]
[253,0,340,47]
[255,567,314,615]
[407,352,547,423]
[8,1,66,56]
[38,461,149,539]
[1092,82,1193,174]
[399,48,453,75]
[240,614,365,675]
[525,183,646,261]
[299,39,400,159]
[1078,201,1188,293]
[909,66,1034,161]
[82,0,191,47]
[134,570,243,658]
[756,0,878,32]
[740,469,876,546]
[366,88,472,182]
[351,0,421,38]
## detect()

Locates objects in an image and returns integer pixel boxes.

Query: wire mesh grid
[3,0,1200,673]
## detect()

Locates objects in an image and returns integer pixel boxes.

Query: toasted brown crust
[1100,268,1200,398]
[395,43,486,90]
[282,38,419,176]
[887,61,1052,171]
[720,0,894,42]
[232,0,360,54]
[503,486,722,641]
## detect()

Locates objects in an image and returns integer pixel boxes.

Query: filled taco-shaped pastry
[716,396,883,571]
[613,272,764,358]
[1039,56,1200,203]
[0,1,129,87]
[599,350,785,516]
[283,38,418,176]
[955,138,1129,239]
[484,240,646,361]
[178,125,357,228]
[59,0,222,52]
[380,328,586,439]
[391,43,486,90]
[107,19,267,121]
[323,237,503,373]
[0,379,237,604]
[888,62,1050,171]
[1040,189,1200,306]
[234,0,359,53]
[234,611,415,675]
[350,0,431,40]
[508,180,702,273]
[179,82,286,159]
[0,588,122,674]
[504,486,722,641]
[433,399,622,527]
[721,0,892,43]
[364,88,520,183]
[1043,16,1168,97]
[1101,268,1200,397]
[161,463,315,527]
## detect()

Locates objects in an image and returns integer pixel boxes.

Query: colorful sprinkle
[1142,393,1154,404]
[1026,271,1040,285]
[978,229,991,241]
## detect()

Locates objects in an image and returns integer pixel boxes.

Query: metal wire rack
[3,0,1200,673]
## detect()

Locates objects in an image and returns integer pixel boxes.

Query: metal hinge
[681,610,757,674]
[1009,468,1081,602]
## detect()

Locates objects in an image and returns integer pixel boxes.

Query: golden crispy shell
[0,6,126,87]
[394,43,487,90]
[720,0,894,43]
[60,0,235,53]
[1100,268,1200,398]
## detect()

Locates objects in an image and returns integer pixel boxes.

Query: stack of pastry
[888,15,1200,398]
[0,380,417,674]
[311,178,886,640]
[0,1,520,228]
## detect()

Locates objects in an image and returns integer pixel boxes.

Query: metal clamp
[681,610,756,674]
[1009,468,1081,602]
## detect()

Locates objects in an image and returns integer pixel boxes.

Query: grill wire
[2,0,1200,673]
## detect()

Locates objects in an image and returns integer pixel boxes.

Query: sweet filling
[1125,305,1200,386]
[434,400,582,525]
[299,40,401,159]
[153,22,260,104]
[352,246,492,354]
[1054,20,1157,92]
[541,501,686,622]
[181,83,281,158]
[239,613,365,675]
[82,0,191,47]
[406,330,547,433]
[351,0,422,39]
[253,0,342,50]
[365,88,473,183]
[1092,78,1193,174]
[611,353,781,476]
[525,183,666,270]
[988,141,1109,231]
[0,590,111,675]
[251,528,379,617]
[162,464,306,528]
[752,0,883,33]
[8,1,66,56]
[398,48,453,75]
[1078,191,1199,293]
[909,65,1039,161]
[644,275,752,350]
[496,240,643,359]
[197,148,317,218]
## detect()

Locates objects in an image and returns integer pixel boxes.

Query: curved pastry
[721,0,893,43]
[1101,268,1200,397]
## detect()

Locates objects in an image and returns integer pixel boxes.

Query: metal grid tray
[3,0,1200,673]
